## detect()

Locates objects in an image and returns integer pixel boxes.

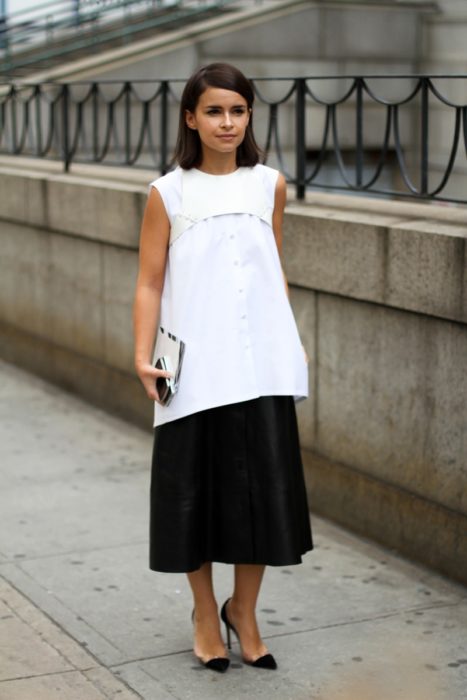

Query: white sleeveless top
[148,164,308,427]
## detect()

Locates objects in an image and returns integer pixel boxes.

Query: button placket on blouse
[229,228,254,355]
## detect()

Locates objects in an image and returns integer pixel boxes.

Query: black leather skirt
[149,396,313,573]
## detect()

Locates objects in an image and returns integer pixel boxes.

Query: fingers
[136,363,174,402]
[146,367,174,380]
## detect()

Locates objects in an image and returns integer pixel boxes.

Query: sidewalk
[0,358,466,700]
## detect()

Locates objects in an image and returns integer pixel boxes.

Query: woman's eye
[205,108,246,115]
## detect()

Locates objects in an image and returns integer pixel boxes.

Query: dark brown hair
[173,62,261,169]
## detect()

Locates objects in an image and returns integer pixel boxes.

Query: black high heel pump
[220,598,277,670]
[191,609,230,673]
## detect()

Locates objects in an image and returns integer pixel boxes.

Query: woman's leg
[187,562,228,661]
[226,564,269,662]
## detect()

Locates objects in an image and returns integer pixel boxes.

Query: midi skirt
[149,395,313,573]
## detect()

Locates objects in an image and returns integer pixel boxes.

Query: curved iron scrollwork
[0,74,466,203]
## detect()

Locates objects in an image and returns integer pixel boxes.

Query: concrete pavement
[0,358,466,700]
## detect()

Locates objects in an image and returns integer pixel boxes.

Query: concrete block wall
[0,162,466,584]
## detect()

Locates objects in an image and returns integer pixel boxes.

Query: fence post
[160,80,168,174]
[10,84,17,153]
[125,82,131,165]
[295,78,306,200]
[61,84,70,172]
[356,77,363,188]
[92,83,98,163]
[420,77,429,196]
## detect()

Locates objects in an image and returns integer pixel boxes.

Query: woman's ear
[185,110,197,130]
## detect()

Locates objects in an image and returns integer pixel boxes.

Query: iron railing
[0,75,466,203]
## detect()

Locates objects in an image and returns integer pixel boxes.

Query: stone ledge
[302,449,467,586]
[283,194,467,324]
[1,163,466,323]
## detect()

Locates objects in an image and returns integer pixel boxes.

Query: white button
[230,234,235,239]
[234,260,239,266]
[241,314,246,319]
[238,288,243,293]
[245,345,250,349]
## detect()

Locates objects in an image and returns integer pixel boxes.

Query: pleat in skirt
[149,395,313,573]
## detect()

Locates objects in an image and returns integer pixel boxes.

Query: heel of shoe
[225,620,232,650]
[220,599,232,650]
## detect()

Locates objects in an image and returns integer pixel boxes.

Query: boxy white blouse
[148,163,308,427]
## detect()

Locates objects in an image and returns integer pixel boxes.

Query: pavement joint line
[119,660,190,700]
[71,611,129,656]
[0,667,97,684]
[0,567,114,670]
[83,668,146,700]
[0,539,148,564]
[0,666,144,700]
[0,586,100,675]
[0,567,125,661]
[107,600,465,668]
[110,648,193,669]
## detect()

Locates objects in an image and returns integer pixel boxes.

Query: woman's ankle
[229,596,257,623]
[193,599,219,621]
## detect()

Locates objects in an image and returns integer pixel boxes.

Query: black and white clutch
[153,327,185,406]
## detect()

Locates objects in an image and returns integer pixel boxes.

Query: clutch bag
[152,327,185,406]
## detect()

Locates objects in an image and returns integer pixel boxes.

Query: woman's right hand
[135,362,174,403]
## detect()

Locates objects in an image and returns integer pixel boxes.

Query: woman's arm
[272,172,308,364]
[132,186,172,402]
[272,172,289,298]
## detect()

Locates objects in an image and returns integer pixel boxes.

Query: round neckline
[192,167,242,177]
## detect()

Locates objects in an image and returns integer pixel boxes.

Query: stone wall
[0,159,466,584]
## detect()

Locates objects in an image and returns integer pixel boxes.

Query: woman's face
[185,86,251,158]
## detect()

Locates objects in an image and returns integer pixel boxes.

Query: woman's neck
[196,151,238,175]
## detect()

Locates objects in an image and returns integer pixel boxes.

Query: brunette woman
[133,62,313,673]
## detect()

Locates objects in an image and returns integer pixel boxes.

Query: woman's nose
[221,112,233,127]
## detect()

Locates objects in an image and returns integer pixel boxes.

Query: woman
[133,62,313,673]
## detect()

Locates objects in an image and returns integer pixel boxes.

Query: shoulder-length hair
[173,62,262,169]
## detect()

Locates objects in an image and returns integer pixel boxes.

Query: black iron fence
[1,75,466,203]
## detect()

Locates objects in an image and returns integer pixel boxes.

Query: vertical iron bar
[124,82,131,165]
[356,78,363,188]
[10,86,17,154]
[295,78,306,200]
[92,83,98,162]
[420,77,429,195]
[35,85,42,156]
[62,84,70,171]
[160,80,168,174]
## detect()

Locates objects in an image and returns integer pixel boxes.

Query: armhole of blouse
[257,164,280,208]
[148,182,170,224]
[147,170,181,225]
